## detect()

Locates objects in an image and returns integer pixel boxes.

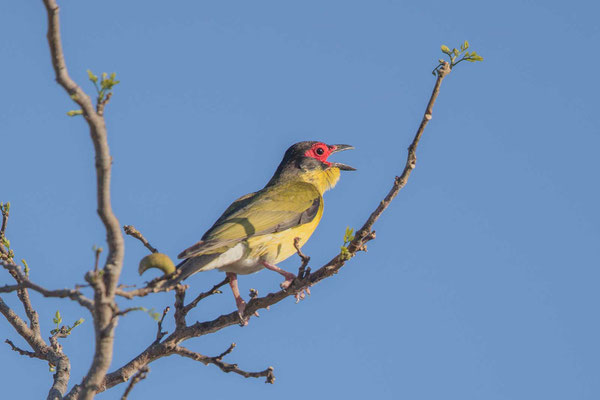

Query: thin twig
[0,296,45,353]
[115,307,145,317]
[5,338,42,359]
[0,283,19,293]
[293,237,311,279]
[97,92,112,116]
[183,278,228,314]
[120,366,149,400]
[155,307,169,343]
[1,261,94,311]
[114,282,177,299]
[114,271,180,298]
[213,343,236,361]
[348,62,451,252]
[0,202,9,257]
[4,263,42,337]
[173,345,275,384]
[0,205,8,239]
[123,225,158,254]
[93,246,102,273]
[49,326,70,352]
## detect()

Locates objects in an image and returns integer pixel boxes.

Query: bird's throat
[301,167,341,194]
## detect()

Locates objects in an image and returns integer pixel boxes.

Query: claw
[237,312,248,326]
[294,286,311,303]
[261,261,311,303]
[235,298,248,326]
[280,278,294,290]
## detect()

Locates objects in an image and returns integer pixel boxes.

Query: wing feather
[178,182,321,259]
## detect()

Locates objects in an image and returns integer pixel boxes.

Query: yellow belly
[246,197,323,264]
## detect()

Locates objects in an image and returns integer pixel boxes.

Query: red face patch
[304,142,335,165]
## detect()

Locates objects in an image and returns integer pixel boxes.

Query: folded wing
[177,182,321,259]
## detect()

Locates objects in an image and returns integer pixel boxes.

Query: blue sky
[2,0,599,399]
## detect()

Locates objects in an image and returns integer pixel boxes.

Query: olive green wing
[177,182,321,259]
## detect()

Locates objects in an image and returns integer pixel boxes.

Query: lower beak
[328,144,356,171]
[330,162,356,171]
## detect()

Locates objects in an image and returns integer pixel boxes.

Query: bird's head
[268,141,355,193]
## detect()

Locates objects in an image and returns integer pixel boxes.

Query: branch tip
[123,225,158,254]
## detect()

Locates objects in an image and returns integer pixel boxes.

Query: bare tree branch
[0,295,46,353]
[0,203,10,258]
[294,237,311,279]
[123,225,158,254]
[0,283,19,293]
[5,338,43,359]
[0,295,72,400]
[154,307,170,343]
[97,92,112,117]
[348,62,451,252]
[173,285,188,330]
[48,356,71,400]
[212,342,237,360]
[91,342,168,393]
[114,275,180,299]
[115,307,145,317]
[6,269,41,336]
[182,278,228,315]
[0,203,74,399]
[42,0,126,398]
[0,204,8,240]
[93,247,102,273]
[47,329,72,400]
[2,261,94,311]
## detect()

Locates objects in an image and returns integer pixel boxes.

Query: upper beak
[328,144,356,171]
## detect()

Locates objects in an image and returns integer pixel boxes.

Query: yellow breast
[246,196,324,264]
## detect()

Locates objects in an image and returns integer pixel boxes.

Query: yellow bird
[175,141,354,323]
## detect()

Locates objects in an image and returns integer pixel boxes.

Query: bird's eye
[315,147,325,156]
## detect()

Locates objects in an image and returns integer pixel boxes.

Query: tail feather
[173,253,222,282]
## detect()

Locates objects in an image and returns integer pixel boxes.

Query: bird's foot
[294,285,311,303]
[279,273,297,290]
[234,297,260,326]
[279,274,311,303]
[235,297,249,326]
[262,262,310,302]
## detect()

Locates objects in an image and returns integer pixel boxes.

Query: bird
[168,141,354,324]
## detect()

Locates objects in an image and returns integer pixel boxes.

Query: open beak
[328,144,356,171]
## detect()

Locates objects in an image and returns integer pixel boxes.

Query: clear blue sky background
[2,1,599,399]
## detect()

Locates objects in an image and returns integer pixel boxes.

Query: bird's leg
[227,272,248,326]
[262,261,310,302]
[262,261,296,288]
